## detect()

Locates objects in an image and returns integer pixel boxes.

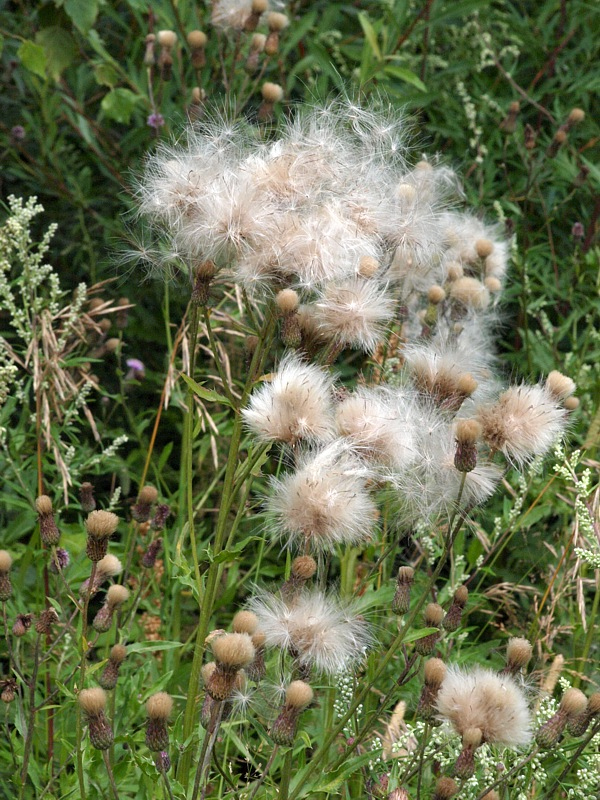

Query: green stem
[102,749,120,800]
[248,745,280,800]
[573,570,600,689]
[279,749,294,800]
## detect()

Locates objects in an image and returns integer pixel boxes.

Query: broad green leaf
[64,0,98,34]
[384,65,427,92]
[307,750,381,794]
[126,640,183,653]
[100,88,142,124]
[180,372,234,407]
[93,62,120,88]
[36,27,77,79]
[358,12,381,61]
[18,40,47,79]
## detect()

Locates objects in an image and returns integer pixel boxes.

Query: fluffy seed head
[86,510,119,540]
[462,727,482,747]
[243,355,335,445]
[212,633,255,670]
[564,396,579,411]
[110,644,127,664]
[79,688,107,715]
[106,584,129,607]
[475,239,494,258]
[358,255,379,278]
[138,485,158,505]
[506,637,533,670]
[251,33,266,51]
[0,551,12,572]
[262,82,284,103]
[453,586,469,607]
[267,11,288,30]
[560,688,587,716]
[450,277,490,309]
[97,554,123,577]
[433,777,459,799]
[546,371,576,401]
[202,662,217,683]
[157,30,177,48]
[252,0,268,11]
[276,288,299,313]
[424,658,446,687]
[35,495,53,514]
[146,692,174,720]
[455,419,481,444]
[187,30,207,48]
[436,665,532,746]
[285,681,313,709]
[248,589,370,675]
[568,108,585,124]
[232,610,259,635]
[428,285,446,304]
[484,276,502,293]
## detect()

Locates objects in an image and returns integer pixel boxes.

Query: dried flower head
[146,692,173,752]
[271,680,313,746]
[268,442,376,552]
[243,355,335,445]
[79,688,114,750]
[436,665,532,747]
[232,610,259,635]
[0,550,13,601]
[85,510,119,561]
[248,588,370,675]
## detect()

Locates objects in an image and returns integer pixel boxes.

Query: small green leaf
[64,0,98,34]
[18,40,47,78]
[126,640,183,653]
[383,65,427,92]
[358,12,381,61]
[93,62,120,88]
[100,88,142,124]
[36,27,77,79]
[180,373,233,407]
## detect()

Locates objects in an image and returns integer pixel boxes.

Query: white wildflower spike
[242,354,335,445]
[268,441,376,552]
[247,588,370,675]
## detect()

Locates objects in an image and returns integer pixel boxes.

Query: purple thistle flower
[147,113,165,130]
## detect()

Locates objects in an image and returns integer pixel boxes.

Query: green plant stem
[288,474,468,799]
[475,745,540,800]
[178,307,277,788]
[191,703,224,800]
[573,570,600,689]
[19,633,41,800]
[102,749,120,800]
[248,745,280,800]
[279,749,294,800]
[74,561,97,800]
[202,306,237,407]
[540,718,600,799]
[162,771,176,800]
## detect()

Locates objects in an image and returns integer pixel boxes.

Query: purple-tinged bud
[12,613,34,637]
[142,538,163,568]
[35,608,59,635]
[151,505,170,531]
[79,482,96,513]
[50,547,70,573]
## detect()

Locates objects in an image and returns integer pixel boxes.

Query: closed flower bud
[12,613,34,637]
[418,658,446,722]
[247,630,266,682]
[454,419,481,473]
[79,482,96,513]
[281,555,317,599]
[142,537,163,568]
[132,485,158,522]
[0,550,13,601]
[270,681,313,746]
[392,566,414,615]
[99,644,127,690]
[36,495,60,546]
[35,607,59,635]
[442,586,468,632]
[536,688,587,748]
[428,285,446,305]
[432,777,459,800]
[453,727,482,778]
[545,371,576,403]
[1,679,17,704]
[144,33,156,66]
[208,634,255,700]
[415,603,444,656]
[501,637,532,675]
[151,504,170,531]
[568,692,600,737]
[50,547,70,573]
[146,692,173,751]
[79,688,114,750]
[154,750,171,773]
[85,511,119,562]
[232,610,259,635]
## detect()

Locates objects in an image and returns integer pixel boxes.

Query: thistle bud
[49,547,70,574]
[442,586,468,632]
[187,30,207,69]
[85,510,119,562]
[36,495,60,546]
[547,128,567,158]
[524,123,536,151]
[414,603,444,656]
[132,485,158,523]
[247,630,266,682]
[79,482,96,513]
[35,607,59,635]
[144,33,156,66]
[191,260,216,307]
[259,82,284,122]
[208,634,255,700]
[0,551,13,601]
[1,679,17,704]
[454,419,481,473]
[545,371,576,403]
[244,0,267,31]
[142,537,163,568]
[145,692,173,752]
[417,658,446,722]
[157,30,177,80]
[392,566,414,615]
[281,555,317,599]
[568,692,600,737]
[501,637,532,675]
[264,12,289,55]
[79,688,114,750]
[12,613,34,637]
[92,584,129,632]
[270,681,313,746]
[453,727,481,779]
[201,663,218,730]
[432,777,459,800]
[151,504,170,531]
[499,101,520,134]
[536,687,587,748]
[232,610,259,635]
[154,750,171,773]
[99,644,127,690]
